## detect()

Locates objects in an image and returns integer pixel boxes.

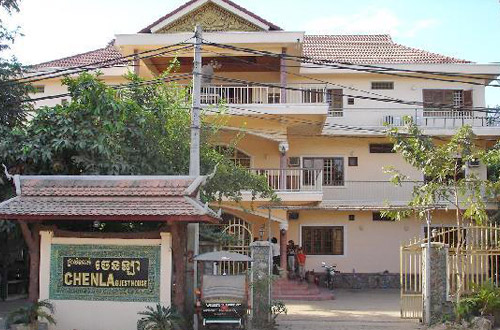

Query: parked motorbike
[321,262,339,290]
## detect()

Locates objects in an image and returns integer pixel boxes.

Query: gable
[155,1,264,33]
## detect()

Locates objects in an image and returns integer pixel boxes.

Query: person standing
[296,247,306,281]
[287,240,297,278]
[271,237,280,274]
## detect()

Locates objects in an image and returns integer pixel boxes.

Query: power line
[23,73,193,103]
[202,48,500,112]
[202,40,500,88]
[208,74,500,114]
[4,41,194,86]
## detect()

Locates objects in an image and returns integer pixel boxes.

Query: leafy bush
[7,299,56,328]
[456,282,500,320]
[137,304,184,330]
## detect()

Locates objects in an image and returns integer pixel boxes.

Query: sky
[2,0,500,105]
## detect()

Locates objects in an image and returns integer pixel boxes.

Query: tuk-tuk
[194,251,252,329]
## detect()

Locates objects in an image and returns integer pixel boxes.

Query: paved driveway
[277,289,423,330]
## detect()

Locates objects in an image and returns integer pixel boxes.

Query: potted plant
[7,299,56,330]
[137,304,184,330]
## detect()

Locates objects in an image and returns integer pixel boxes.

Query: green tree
[0,0,33,127]
[0,71,274,210]
[385,121,500,308]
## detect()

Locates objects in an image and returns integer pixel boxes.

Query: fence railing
[250,168,323,192]
[328,107,499,129]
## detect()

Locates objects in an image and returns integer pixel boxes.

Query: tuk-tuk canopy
[194,251,253,262]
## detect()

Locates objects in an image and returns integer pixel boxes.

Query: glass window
[303,157,344,186]
[302,226,344,255]
[215,146,251,168]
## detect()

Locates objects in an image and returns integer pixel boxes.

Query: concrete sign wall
[39,231,172,330]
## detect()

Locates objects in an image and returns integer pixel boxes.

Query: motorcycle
[321,262,339,290]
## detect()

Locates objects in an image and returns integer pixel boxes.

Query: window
[33,85,45,93]
[422,89,472,109]
[61,99,68,105]
[372,212,394,221]
[215,146,251,168]
[303,157,344,186]
[369,143,395,153]
[347,97,355,105]
[348,157,358,166]
[371,81,394,90]
[302,226,344,255]
[326,89,343,116]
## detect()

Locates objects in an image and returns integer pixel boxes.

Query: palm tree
[137,304,184,330]
[7,299,56,330]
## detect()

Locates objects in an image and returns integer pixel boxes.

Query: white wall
[39,232,172,330]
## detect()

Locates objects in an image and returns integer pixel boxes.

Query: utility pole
[188,25,202,327]
[190,25,202,177]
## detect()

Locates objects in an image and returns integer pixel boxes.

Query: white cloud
[303,7,438,38]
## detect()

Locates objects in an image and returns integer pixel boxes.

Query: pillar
[171,223,187,312]
[279,223,288,273]
[279,142,289,191]
[280,47,287,103]
[250,240,272,325]
[422,242,453,325]
[133,49,140,75]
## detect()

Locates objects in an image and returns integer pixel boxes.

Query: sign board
[49,244,160,302]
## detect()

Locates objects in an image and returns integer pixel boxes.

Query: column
[279,223,288,274]
[280,47,287,103]
[421,242,453,325]
[160,232,172,307]
[279,142,289,191]
[249,241,272,325]
[171,223,187,312]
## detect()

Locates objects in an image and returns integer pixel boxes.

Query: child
[296,247,306,281]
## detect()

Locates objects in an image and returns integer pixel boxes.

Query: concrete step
[272,279,334,301]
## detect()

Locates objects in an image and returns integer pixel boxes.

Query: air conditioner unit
[468,159,480,167]
[288,212,299,220]
[288,157,300,168]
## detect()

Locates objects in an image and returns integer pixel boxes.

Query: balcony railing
[328,108,500,129]
[322,181,416,204]
[322,181,494,205]
[250,168,323,192]
[177,84,328,105]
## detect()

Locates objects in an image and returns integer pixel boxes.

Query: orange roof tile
[303,34,471,64]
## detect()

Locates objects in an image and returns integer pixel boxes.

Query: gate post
[250,240,272,325]
[422,242,452,325]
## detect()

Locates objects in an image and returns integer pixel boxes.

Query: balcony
[321,181,496,208]
[242,168,323,202]
[322,181,416,206]
[327,108,500,134]
[178,84,330,116]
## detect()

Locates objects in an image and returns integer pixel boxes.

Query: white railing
[178,84,329,105]
[250,168,323,192]
[322,181,494,205]
[328,108,499,129]
[322,181,417,204]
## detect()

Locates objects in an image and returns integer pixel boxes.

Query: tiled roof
[303,34,472,64]
[31,43,123,70]
[138,0,282,33]
[0,176,218,221]
[31,33,472,71]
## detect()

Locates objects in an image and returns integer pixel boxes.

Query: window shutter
[443,90,454,106]
[423,89,455,108]
[463,90,473,108]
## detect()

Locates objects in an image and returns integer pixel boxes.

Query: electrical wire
[201,40,500,88]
